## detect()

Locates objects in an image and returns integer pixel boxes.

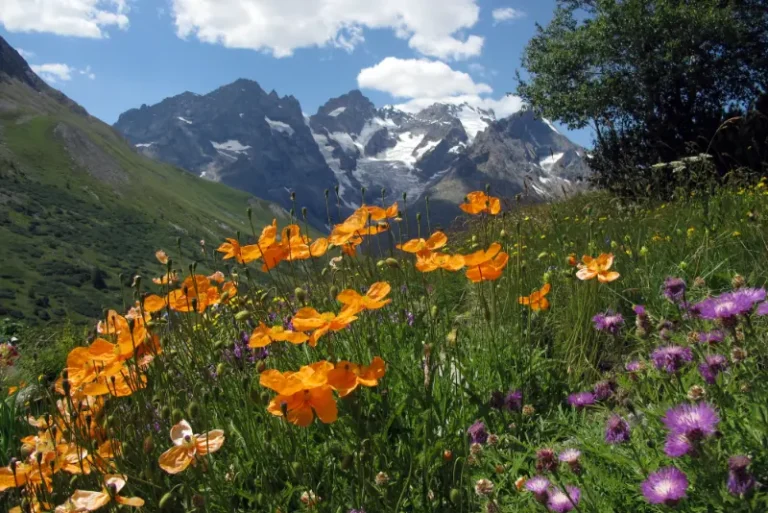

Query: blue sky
[0,0,593,147]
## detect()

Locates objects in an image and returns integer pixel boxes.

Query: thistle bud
[375,471,390,486]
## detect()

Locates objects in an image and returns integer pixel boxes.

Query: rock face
[115,82,591,226]
[114,79,337,225]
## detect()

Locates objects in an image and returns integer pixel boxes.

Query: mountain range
[114,80,590,226]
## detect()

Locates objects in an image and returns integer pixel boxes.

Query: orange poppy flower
[96,310,129,338]
[0,461,30,491]
[260,361,334,396]
[216,238,264,264]
[82,365,146,398]
[155,250,169,264]
[329,210,368,245]
[291,307,358,346]
[576,253,620,283]
[142,294,166,313]
[158,420,225,475]
[466,250,509,283]
[167,275,213,313]
[567,253,577,267]
[56,443,90,475]
[267,385,338,426]
[415,250,465,272]
[397,231,448,253]
[518,283,551,311]
[249,323,310,348]
[337,282,392,311]
[459,191,502,215]
[326,357,386,397]
[69,475,144,510]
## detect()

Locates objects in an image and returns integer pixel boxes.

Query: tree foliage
[518,0,768,197]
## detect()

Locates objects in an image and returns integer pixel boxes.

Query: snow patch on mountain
[330,131,361,154]
[328,107,346,117]
[373,132,424,166]
[211,140,251,153]
[177,116,192,125]
[312,133,356,207]
[455,106,493,141]
[539,152,564,173]
[135,142,154,148]
[543,118,559,133]
[265,117,295,136]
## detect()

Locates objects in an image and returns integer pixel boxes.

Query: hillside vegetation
[1,178,767,512]
[0,81,288,323]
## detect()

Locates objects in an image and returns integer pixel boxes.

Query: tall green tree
[518,0,768,196]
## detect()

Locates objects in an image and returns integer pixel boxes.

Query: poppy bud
[143,435,154,454]
[69,475,78,487]
[187,402,201,419]
[321,267,328,276]
[159,492,174,510]
[416,212,421,222]
[246,207,252,220]
[256,361,267,373]
[215,363,225,378]
[385,258,400,269]
[171,408,184,424]
[290,191,296,201]
[301,207,308,219]
[341,454,354,470]
[213,340,225,351]
[376,259,386,268]
[430,305,438,318]
[259,291,270,303]
[499,229,506,239]
[132,275,141,289]
[294,287,307,303]
[290,208,295,217]
[235,310,251,321]
[450,489,461,504]
[330,285,339,298]
[324,189,329,197]
[19,445,32,459]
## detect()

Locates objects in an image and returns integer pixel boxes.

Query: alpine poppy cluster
[260,357,386,426]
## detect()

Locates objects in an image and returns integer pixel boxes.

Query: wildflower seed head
[693,277,706,289]
[522,404,535,417]
[475,478,494,496]
[487,434,500,446]
[375,471,389,486]
[687,385,706,401]
[731,274,746,289]
[731,347,747,363]
[470,442,483,455]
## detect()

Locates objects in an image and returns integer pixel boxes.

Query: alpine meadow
[1,1,768,513]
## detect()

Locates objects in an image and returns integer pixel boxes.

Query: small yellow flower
[687,227,695,238]
[732,231,741,238]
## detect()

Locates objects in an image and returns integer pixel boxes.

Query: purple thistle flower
[547,486,581,513]
[695,288,765,325]
[664,433,693,458]
[727,455,756,496]
[662,402,719,441]
[633,304,647,316]
[757,302,768,316]
[405,310,415,326]
[697,329,725,344]
[663,277,687,303]
[592,312,624,335]
[625,360,644,374]
[536,448,559,473]
[525,476,550,503]
[593,380,616,401]
[467,421,489,444]
[504,389,523,411]
[605,415,631,444]
[651,345,693,373]
[698,354,728,384]
[641,467,688,505]
[567,392,596,409]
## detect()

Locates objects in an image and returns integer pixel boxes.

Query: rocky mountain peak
[310,89,379,135]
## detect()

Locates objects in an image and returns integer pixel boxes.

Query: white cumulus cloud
[492,7,525,24]
[358,57,491,98]
[170,0,484,60]
[0,0,130,38]
[359,57,524,118]
[30,63,75,83]
[15,48,35,59]
[31,63,96,83]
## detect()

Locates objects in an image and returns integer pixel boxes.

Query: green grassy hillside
[0,82,289,323]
